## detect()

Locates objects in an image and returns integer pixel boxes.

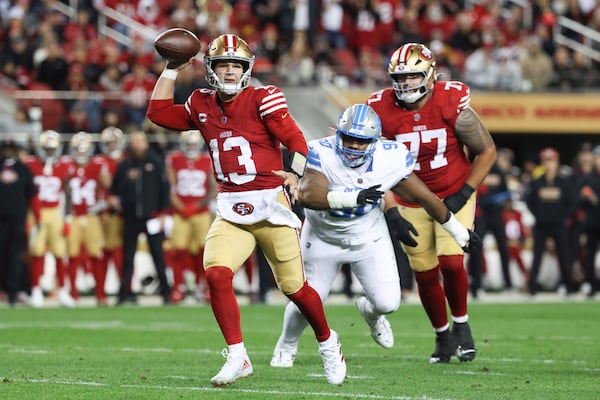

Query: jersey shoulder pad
[254,85,287,118]
[434,80,471,112]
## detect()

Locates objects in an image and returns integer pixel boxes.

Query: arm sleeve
[147,99,195,131]
[265,115,308,156]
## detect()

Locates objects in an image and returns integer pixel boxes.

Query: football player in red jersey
[65,132,108,306]
[97,127,126,285]
[165,130,216,303]
[367,43,496,364]
[147,34,346,386]
[24,130,77,308]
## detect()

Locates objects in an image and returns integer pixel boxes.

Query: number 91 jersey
[367,80,472,204]
[304,135,414,246]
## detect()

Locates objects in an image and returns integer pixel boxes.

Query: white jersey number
[209,136,257,185]
[70,178,97,206]
[394,128,448,171]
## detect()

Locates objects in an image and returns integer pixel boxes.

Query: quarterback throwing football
[147,33,346,386]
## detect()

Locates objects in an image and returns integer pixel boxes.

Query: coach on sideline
[0,137,36,306]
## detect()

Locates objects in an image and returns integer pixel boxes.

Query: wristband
[161,69,178,80]
[327,191,358,209]
[288,152,307,178]
[441,212,469,248]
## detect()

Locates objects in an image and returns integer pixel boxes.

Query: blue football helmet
[335,104,381,167]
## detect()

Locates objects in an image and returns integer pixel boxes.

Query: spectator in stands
[494,47,524,91]
[197,0,231,36]
[549,45,575,91]
[34,39,69,91]
[63,8,98,44]
[520,35,554,91]
[277,30,315,86]
[462,43,499,90]
[571,50,600,89]
[122,61,157,128]
[229,0,260,47]
[449,11,482,56]
[321,0,345,49]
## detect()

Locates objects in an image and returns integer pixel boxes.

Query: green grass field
[1,299,599,400]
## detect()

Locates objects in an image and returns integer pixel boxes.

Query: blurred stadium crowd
[1,0,600,133]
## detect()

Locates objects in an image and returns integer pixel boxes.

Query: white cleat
[270,338,297,368]
[30,287,44,308]
[318,329,346,385]
[210,349,253,387]
[356,296,394,349]
[57,288,76,308]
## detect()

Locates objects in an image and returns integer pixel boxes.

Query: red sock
[55,257,66,288]
[287,281,330,342]
[205,266,242,345]
[68,256,80,299]
[30,256,44,287]
[171,250,188,292]
[194,251,205,285]
[414,265,448,329]
[91,256,106,300]
[439,255,469,318]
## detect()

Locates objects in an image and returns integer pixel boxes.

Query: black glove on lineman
[462,229,483,253]
[443,184,475,213]
[385,207,419,247]
[356,184,384,205]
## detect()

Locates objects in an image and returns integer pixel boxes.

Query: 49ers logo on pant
[233,202,254,216]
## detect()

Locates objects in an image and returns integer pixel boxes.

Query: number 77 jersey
[367,80,472,205]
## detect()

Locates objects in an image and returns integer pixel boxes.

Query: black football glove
[356,184,384,205]
[443,184,475,213]
[461,229,482,253]
[385,207,419,247]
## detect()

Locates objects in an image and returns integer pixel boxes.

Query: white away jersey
[304,136,415,246]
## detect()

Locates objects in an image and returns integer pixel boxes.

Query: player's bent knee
[205,266,234,289]
[278,277,304,295]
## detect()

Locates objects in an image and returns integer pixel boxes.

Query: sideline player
[165,130,216,303]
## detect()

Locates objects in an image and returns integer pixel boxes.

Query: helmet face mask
[179,130,203,159]
[100,127,125,159]
[204,34,255,95]
[335,104,381,168]
[388,43,436,104]
[37,130,62,163]
[70,131,94,165]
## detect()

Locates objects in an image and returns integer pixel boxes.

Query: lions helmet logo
[233,202,254,216]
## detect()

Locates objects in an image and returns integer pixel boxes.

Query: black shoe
[453,322,477,362]
[429,330,455,364]
[116,294,138,306]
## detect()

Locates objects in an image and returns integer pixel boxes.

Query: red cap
[540,147,559,161]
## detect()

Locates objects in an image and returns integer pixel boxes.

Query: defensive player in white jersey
[270,104,482,368]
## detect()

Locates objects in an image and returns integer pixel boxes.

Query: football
[154,28,201,63]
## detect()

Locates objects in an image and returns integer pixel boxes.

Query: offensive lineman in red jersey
[147,34,346,386]
[165,130,216,303]
[367,43,497,363]
[25,130,77,308]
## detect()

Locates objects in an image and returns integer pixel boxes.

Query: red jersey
[503,208,525,242]
[25,155,74,208]
[166,150,213,212]
[68,157,106,216]
[94,153,120,200]
[367,80,472,205]
[148,85,308,193]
